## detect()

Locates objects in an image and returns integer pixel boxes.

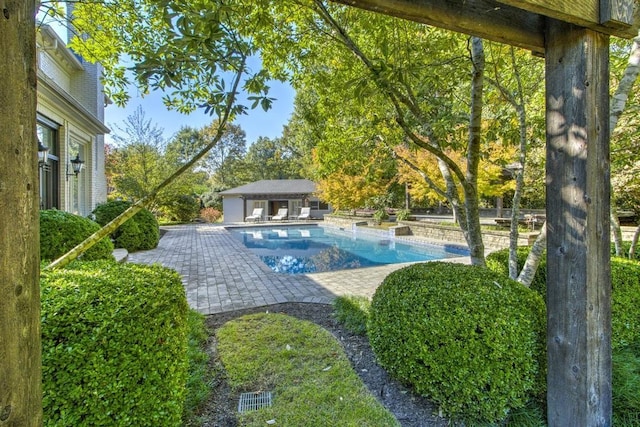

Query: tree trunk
[463,37,486,267]
[508,47,529,280]
[609,31,640,256]
[629,223,640,260]
[0,1,42,424]
[508,103,527,279]
[610,31,640,133]
[517,222,546,287]
[611,207,624,256]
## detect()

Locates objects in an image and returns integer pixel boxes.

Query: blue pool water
[228,225,468,274]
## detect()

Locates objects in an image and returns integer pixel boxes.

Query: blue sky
[104,79,296,146]
[39,16,296,147]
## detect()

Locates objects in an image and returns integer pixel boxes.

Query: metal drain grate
[238,391,273,413]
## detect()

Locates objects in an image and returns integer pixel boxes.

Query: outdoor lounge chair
[272,208,288,221]
[296,207,311,220]
[245,208,263,222]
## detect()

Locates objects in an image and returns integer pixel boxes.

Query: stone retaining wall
[323,214,538,250]
[322,215,368,230]
[398,221,538,249]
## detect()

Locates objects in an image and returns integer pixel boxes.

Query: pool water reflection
[228,225,468,274]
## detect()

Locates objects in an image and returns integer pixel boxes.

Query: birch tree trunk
[508,104,526,280]
[0,1,42,424]
[484,46,534,279]
[517,222,547,287]
[506,46,530,280]
[629,223,640,260]
[463,36,486,266]
[610,31,640,255]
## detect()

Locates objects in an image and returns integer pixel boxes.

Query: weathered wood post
[0,0,42,425]
[545,20,611,425]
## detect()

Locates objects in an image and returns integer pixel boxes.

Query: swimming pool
[228,225,468,274]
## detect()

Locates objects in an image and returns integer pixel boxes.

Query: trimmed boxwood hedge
[486,247,640,422]
[368,262,546,424]
[92,200,160,252]
[486,247,640,350]
[610,258,640,350]
[40,209,114,262]
[41,261,189,426]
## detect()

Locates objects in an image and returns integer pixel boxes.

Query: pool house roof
[219,179,317,199]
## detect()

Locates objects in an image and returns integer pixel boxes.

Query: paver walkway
[128,223,467,315]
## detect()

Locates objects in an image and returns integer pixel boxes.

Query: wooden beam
[600,0,636,28]
[496,0,636,29]
[332,0,639,56]
[332,0,545,52]
[497,0,596,25]
[545,19,612,426]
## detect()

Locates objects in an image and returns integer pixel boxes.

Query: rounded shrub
[92,200,159,252]
[613,346,640,424]
[368,262,546,424]
[41,261,189,426]
[40,209,114,262]
[200,207,222,223]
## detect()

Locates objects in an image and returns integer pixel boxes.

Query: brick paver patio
[127,223,468,315]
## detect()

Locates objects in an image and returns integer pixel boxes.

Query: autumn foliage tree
[395,143,517,211]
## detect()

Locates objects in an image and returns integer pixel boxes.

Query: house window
[253,200,266,212]
[37,117,60,210]
[310,200,329,210]
[290,200,302,216]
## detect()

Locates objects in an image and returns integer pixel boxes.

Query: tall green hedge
[41,261,189,426]
[368,262,546,424]
[486,247,640,423]
[486,247,640,350]
[92,200,160,252]
[610,258,640,350]
[40,209,114,262]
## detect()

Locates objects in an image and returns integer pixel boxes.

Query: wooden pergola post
[545,20,612,425]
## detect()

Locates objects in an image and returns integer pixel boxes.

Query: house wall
[222,196,245,223]
[36,26,108,217]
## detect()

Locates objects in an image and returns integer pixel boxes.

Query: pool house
[219,179,331,223]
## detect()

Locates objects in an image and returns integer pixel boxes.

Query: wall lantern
[38,139,49,168]
[66,154,84,179]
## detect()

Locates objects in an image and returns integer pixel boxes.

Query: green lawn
[216,313,400,426]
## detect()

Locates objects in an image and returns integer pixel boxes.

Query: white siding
[37,25,109,217]
[222,197,245,223]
